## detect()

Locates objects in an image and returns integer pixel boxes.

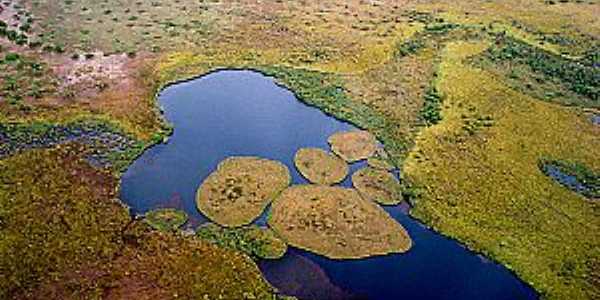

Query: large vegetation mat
[352,167,404,206]
[269,185,412,259]
[328,130,378,162]
[196,156,291,227]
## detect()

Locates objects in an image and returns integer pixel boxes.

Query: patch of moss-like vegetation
[197,223,288,260]
[0,119,145,172]
[539,159,599,199]
[269,185,411,259]
[0,52,57,106]
[294,147,348,185]
[196,157,291,227]
[327,130,378,162]
[0,144,129,298]
[352,167,403,206]
[144,208,188,232]
[0,145,281,299]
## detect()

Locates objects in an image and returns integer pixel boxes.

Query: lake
[120,70,537,300]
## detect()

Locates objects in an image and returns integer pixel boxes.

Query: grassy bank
[404,40,600,300]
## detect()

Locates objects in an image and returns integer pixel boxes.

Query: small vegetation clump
[269,185,412,259]
[196,223,288,260]
[196,157,291,227]
[539,159,599,199]
[352,167,404,206]
[294,147,348,185]
[144,208,188,232]
[420,86,444,126]
[327,130,378,162]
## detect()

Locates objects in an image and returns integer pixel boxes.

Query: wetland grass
[269,185,412,259]
[196,157,291,227]
[293,147,348,185]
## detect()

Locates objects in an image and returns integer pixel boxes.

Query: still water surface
[120,70,537,300]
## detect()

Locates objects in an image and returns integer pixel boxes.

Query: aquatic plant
[144,208,188,232]
[352,167,403,206]
[327,130,378,162]
[196,157,291,227]
[294,147,348,185]
[196,223,288,260]
[269,185,412,259]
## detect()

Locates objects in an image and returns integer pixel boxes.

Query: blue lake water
[120,70,537,300]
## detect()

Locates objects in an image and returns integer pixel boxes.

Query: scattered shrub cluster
[487,36,599,103]
[0,52,55,105]
[420,87,443,125]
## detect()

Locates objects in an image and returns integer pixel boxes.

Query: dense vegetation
[1,0,599,299]
[479,36,599,108]
[0,145,281,299]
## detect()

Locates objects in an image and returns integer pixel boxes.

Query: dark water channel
[120,70,537,300]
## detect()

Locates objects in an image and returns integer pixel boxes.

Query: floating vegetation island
[144,208,188,232]
[269,185,412,259]
[196,157,291,227]
[327,130,378,163]
[293,147,348,185]
[352,167,404,206]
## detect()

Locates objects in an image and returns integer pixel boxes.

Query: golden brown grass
[269,185,411,259]
[352,167,403,206]
[294,147,348,185]
[328,130,378,162]
[196,157,291,227]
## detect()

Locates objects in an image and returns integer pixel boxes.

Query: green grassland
[1,0,599,298]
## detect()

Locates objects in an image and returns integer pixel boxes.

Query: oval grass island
[269,185,412,259]
[196,156,291,227]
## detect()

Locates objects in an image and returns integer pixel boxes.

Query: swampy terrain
[1,0,599,299]
[122,70,536,299]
